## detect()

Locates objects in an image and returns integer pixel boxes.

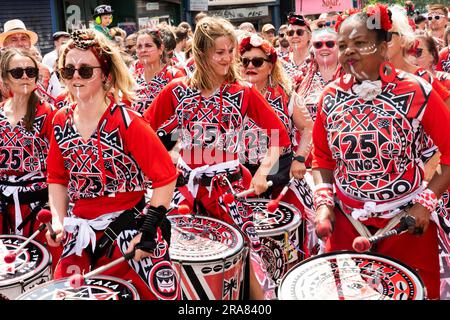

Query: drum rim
[15,275,140,300]
[0,234,51,288]
[168,214,246,262]
[247,198,302,236]
[277,250,425,300]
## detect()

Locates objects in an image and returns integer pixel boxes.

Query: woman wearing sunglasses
[313,4,450,300]
[436,27,450,74]
[239,34,316,255]
[46,29,180,300]
[0,48,58,250]
[131,28,184,115]
[282,13,312,82]
[144,17,291,299]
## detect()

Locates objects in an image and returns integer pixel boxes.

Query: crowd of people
[0,1,450,300]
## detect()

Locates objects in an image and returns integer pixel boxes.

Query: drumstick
[352,215,415,252]
[37,209,57,241]
[69,250,136,289]
[267,177,295,212]
[223,181,274,204]
[3,212,53,264]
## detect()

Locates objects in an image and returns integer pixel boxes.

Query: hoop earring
[339,74,354,91]
[269,74,274,87]
[379,61,396,83]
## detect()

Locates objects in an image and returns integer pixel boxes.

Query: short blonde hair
[58,29,135,103]
[191,16,241,90]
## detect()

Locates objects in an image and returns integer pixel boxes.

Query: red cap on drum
[69,274,85,289]
[352,236,371,252]
[4,252,16,264]
[178,205,191,214]
[267,200,279,213]
[37,209,52,224]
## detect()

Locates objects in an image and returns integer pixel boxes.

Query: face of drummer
[242,47,273,87]
[3,54,37,96]
[337,17,387,82]
[136,33,163,67]
[208,35,235,79]
[63,48,105,101]
[312,31,338,67]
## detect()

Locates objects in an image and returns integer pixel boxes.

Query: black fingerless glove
[136,205,167,253]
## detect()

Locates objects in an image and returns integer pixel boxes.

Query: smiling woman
[312,3,450,300]
[46,29,180,300]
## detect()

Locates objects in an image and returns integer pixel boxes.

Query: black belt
[90,197,145,267]
[177,169,242,187]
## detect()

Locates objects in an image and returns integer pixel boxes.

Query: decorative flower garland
[239,35,277,64]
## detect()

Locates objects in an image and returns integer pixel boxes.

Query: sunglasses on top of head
[313,40,336,49]
[59,65,102,80]
[7,67,39,79]
[317,21,337,28]
[286,29,307,37]
[241,57,270,68]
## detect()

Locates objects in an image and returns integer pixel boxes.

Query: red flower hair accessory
[239,35,277,64]
[364,3,392,32]
[334,8,361,32]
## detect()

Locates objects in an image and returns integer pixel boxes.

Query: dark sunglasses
[428,14,445,21]
[7,67,39,79]
[313,41,336,49]
[279,33,285,38]
[59,65,102,80]
[317,21,337,28]
[241,57,270,68]
[287,29,306,37]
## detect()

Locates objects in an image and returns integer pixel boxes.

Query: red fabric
[437,47,450,72]
[47,101,177,216]
[325,207,440,300]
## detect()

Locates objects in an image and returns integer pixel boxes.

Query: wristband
[412,188,438,213]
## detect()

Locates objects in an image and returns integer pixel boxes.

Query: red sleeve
[143,82,176,130]
[311,95,336,170]
[432,78,450,102]
[245,85,291,148]
[126,117,178,188]
[46,124,70,185]
[421,90,450,166]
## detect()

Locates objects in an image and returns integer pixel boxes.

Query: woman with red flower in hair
[239,34,317,257]
[313,3,450,299]
[144,16,291,299]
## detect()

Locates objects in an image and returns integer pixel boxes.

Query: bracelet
[412,188,438,213]
[314,188,334,209]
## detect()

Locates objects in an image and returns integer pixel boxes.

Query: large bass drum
[16,275,140,300]
[0,235,52,299]
[278,251,425,300]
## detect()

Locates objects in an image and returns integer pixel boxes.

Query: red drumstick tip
[4,252,16,264]
[222,193,235,205]
[177,205,191,214]
[37,209,52,224]
[267,200,279,213]
[69,274,85,289]
[352,236,371,253]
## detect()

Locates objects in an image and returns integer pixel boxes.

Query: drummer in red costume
[45,29,179,300]
[238,34,316,255]
[313,4,450,300]
[0,48,62,267]
[131,28,184,115]
[144,17,291,299]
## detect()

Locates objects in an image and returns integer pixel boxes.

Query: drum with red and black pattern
[248,198,304,283]
[0,235,52,300]
[16,275,139,300]
[168,215,246,300]
[278,251,425,300]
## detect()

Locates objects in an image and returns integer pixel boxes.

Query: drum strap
[90,197,145,267]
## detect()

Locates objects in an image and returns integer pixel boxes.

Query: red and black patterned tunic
[144,78,291,167]
[131,63,184,115]
[0,100,55,234]
[313,71,450,204]
[47,100,177,218]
